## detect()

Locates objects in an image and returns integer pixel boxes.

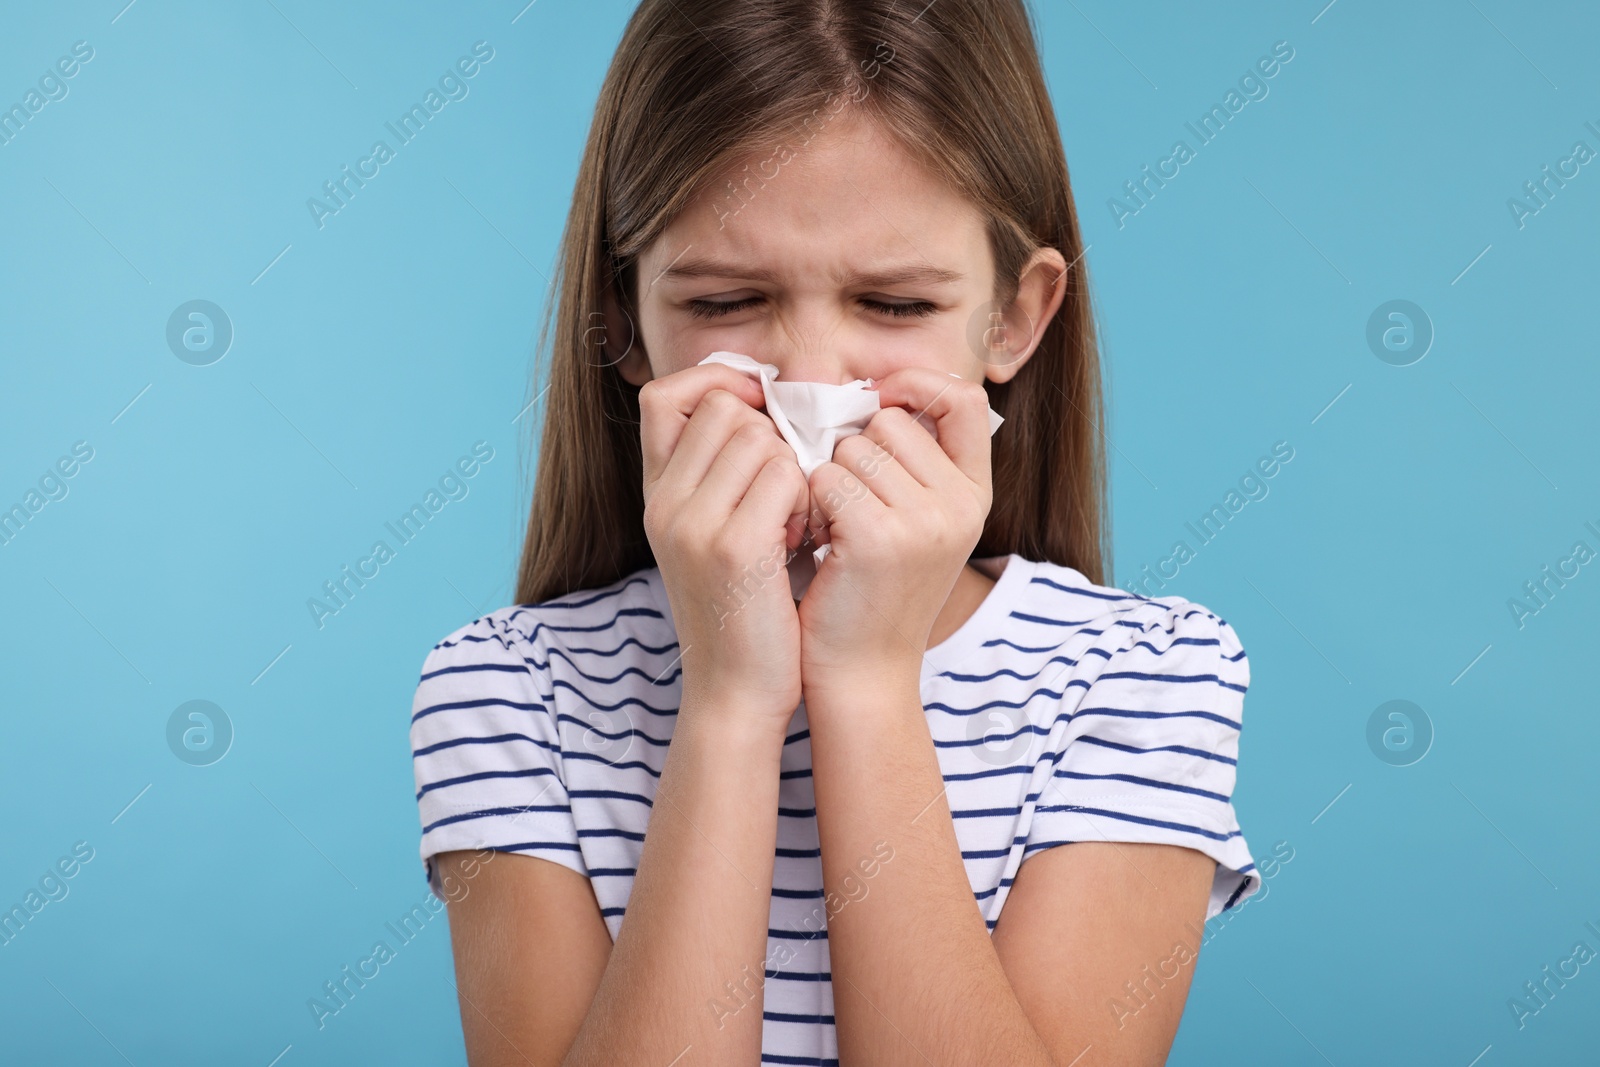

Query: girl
[410,1,1261,1064]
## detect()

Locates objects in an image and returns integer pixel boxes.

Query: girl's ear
[601,285,652,386]
[980,247,1070,385]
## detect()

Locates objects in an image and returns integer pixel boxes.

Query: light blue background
[2,1,1596,1063]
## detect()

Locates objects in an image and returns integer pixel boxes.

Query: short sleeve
[409,613,587,897]
[1028,602,1261,920]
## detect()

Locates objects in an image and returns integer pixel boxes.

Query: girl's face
[613,110,1068,390]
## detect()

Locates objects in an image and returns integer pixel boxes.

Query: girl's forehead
[648,117,988,283]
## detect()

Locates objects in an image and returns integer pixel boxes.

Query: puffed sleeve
[1027,600,1261,920]
[409,612,587,897]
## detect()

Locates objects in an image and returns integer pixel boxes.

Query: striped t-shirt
[410,552,1260,1065]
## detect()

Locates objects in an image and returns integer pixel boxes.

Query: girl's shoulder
[1011,555,1245,660]
[420,564,673,673]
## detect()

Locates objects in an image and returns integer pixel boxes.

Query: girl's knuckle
[703,388,744,420]
[708,529,743,568]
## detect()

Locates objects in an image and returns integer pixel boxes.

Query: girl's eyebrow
[660,257,965,288]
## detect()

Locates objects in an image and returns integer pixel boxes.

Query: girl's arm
[805,671,1213,1067]
[436,848,611,1065]
[991,837,1216,1065]
[441,705,788,1067]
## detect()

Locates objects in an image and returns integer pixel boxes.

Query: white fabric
[696,351,1005,599]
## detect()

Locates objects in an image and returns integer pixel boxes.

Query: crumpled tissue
[696,351,1004,599]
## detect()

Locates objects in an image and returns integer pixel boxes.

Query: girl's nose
[764,342,866,387]
[760,300,871,384]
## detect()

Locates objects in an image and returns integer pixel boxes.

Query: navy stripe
[932,723,1054,750]
[951,805,1024,819]
[564,751,668,777]
[1074,705,1242,731]
[764,1010,835,1025]
[570,788,654,806]
[419,661,527,682]
[1076,734,1237,766]
[1129,635,1220,655]
[457,639,681,686]
[413,732,560,759]
[938,654,1086,684]
[771,886,825,899]
[416,766,557,800]
[924,687,1077,718]
[439,607,665,654]
[1054,769,1232,804]
[551,678,679,717]
[983,637,1068,654]
[960,834,1028,861]
[543,645,682,687]
[412,695,546,725]
[577,827,645,842]
[483,840,582,854]
[1009,610,1110,628]
[1030,574,1138,601]
[537,607,664,632]
[553,635,680,659]
[1146,608,1218,634]
[939,764,1033,783]
[511,576,650,613]
[544,646,681,687]
[1098,668,1247,694]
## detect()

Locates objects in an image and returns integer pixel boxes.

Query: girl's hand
[797,368,995,695]
[640,364,812,727]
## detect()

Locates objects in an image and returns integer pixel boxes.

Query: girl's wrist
[675,689,798,752]
[801,658,924,717]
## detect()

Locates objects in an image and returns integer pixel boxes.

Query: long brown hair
[514,0,1110,605]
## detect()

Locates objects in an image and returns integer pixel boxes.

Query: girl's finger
[851,403,956,493]
[806,456,889,530]
[784,465,812,555]
[638,365,767,488]
[725,451,810,555]
[650,386,769,500]
[870,367,993,487]
[690,420,799,520]
[830,420,924,508]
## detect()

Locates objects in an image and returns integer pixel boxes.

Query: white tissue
[696,351,1004,599]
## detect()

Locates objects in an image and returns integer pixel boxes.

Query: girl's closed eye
[683,296,941,320]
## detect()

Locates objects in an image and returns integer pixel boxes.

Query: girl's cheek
[861,327,968,377]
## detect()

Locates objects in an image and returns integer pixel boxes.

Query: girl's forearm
[562,702,787,1067]
[805,673,1056,1067]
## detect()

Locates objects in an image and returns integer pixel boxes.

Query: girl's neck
[926,563,998,651]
